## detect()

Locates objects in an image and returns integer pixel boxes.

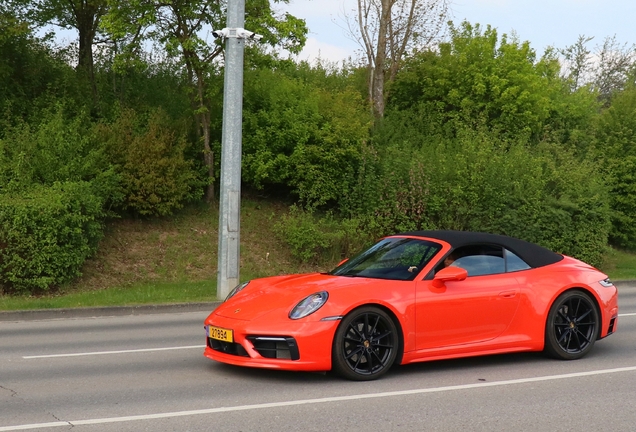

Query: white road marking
[2,365,636,431]
[18,311,635,359]
[22,345,204,359]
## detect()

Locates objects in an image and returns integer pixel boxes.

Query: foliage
[103,0,309,201]
[560,35,636,104]
[389,22,565,141]
[97,108,205,216]
[0,105,120,294]
[274,205,371,264]
[0,13,77,131]
[341,127,611,266]
[594,85,636,250]
[242,67,370,207]
[0,105,119,200]
[347,0,450,117]
[0,182,106,294]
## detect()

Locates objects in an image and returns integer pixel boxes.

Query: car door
[415,250,521,350]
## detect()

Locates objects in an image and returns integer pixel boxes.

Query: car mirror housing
[432,266,468,287]
[336,258,349,267]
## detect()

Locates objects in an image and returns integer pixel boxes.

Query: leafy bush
[387,21,598,148]
[274,206,371,265]
[0,104,122,293]
[242,68,370,208]
[342,127,611,267]
[98,108,205,216]
[0,105,116,193]
[0,182,105,294]
[594,86,636,250]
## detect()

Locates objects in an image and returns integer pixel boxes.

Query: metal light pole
[216,0,246,300]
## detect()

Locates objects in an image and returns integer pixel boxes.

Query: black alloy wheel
[544,290,599,360]
[332,306,399,381]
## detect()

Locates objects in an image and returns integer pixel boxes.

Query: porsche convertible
[203,231,618,380]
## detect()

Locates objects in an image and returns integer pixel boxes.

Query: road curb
[1,280,634,323]
[0,302,222,322]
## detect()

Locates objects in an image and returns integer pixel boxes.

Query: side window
[437,245,532,276]
[444,245,505,277]
[505,249,531,272]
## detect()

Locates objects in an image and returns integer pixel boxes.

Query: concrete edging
[0,301,222,322]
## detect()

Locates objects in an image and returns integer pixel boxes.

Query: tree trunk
[372,0,392,118]
[74,1,101,108]
[194,64,215,203]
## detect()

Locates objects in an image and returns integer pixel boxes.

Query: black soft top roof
[396,230,563,268]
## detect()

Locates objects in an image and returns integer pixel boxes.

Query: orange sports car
[203,231,618,380]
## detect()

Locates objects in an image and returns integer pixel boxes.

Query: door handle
[499,290,517,298]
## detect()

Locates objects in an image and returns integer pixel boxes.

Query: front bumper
[203,313,339,371]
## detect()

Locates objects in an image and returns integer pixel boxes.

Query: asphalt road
[1,283,635,432]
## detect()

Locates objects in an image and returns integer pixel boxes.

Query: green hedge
[97,108,205,216]
[337,128,611,267]
[0,182,105,294]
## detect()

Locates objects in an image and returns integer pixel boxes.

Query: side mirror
[432,266,468,288]
[336,258,349,267]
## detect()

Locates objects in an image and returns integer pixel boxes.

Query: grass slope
[0,196,325,310]
[1,196,634,311]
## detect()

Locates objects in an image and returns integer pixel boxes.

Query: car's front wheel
[544,290,599,360]
[332,306,399,381]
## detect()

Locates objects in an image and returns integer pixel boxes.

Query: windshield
[329,237,442,281]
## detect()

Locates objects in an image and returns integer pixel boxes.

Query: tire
[544,290,599,360]
[332,306,399,381]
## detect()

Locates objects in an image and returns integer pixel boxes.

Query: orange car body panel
[204,235,618,372]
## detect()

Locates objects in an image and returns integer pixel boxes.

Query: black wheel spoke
[366,351,374,371]
[373,342,394,349]
[349,323,365,340]
[574,328,592,344]
[344,335,363,344]
[345,346,364,360]
[573,330,583,351]
[369,348,386,367]
[574,309,592,324]
[573,298,582,318]
[371,330,392,342]
[564,331,572,350]
[352,352,364,370]
[370,314,380,335]
[557,328,571,345]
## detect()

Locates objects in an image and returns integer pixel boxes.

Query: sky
[283,0,636,63]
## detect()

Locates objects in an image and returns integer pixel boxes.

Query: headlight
[225,281,250,302]
[599,278,614,288]
[289,291,329,320]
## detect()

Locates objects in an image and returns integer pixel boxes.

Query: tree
[104,0,307,202]
[347,0,449,118]
[0,5,76,127]
[560,35,636,105]
[388,22,559,140]
[25,0,108,104]
[559,35,594,92]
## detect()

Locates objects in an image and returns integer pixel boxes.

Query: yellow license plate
[208,325,233,343]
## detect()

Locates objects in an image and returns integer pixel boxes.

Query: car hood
[213,273,362,321]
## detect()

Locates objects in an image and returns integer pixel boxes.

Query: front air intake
[247,336,300,360]
[608,317,616,335]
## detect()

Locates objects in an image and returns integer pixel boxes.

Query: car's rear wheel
[332,306,398,381]
[544,290,599,360]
